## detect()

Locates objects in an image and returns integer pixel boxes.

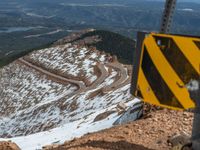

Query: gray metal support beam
[160,0,177,33]
[187,79,200,150]
[192,113,200,149]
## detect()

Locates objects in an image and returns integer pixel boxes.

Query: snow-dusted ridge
[0,32,141,150]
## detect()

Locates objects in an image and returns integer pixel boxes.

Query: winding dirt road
[103,62,129,92]
[85,63,109,91]
[18,58,131,100]
[18,58,85,89]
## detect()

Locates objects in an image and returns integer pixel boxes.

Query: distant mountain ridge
[0,0,200,63]
[54,30,136,64]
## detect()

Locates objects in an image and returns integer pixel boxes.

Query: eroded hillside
[0,29,141,150]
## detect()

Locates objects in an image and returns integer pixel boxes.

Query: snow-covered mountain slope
[0,30,141,150]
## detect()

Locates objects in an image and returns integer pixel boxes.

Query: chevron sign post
[131,32,200,110]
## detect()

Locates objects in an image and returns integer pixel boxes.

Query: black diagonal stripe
[153,36,199,84]
[142,46,184,109]
[194,41,200,50]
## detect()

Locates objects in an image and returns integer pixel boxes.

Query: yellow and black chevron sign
[131,32,200,110]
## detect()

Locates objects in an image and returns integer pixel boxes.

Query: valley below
[1,0,200,68]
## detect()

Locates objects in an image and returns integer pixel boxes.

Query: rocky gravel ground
[43,108,193,150]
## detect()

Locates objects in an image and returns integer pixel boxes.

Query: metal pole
[160,0,177,33]
[187,79,200,150]
[192,112,200,149]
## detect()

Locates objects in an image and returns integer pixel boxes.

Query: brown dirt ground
[0,141,21,150]
[43,109,193,150]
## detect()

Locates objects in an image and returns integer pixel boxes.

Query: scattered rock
[0,141,21,150]
[113,102,143,125]
[168,133,191,148]
[117,102,127,111]
[93,111,116,122]
[43,144,60,150]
